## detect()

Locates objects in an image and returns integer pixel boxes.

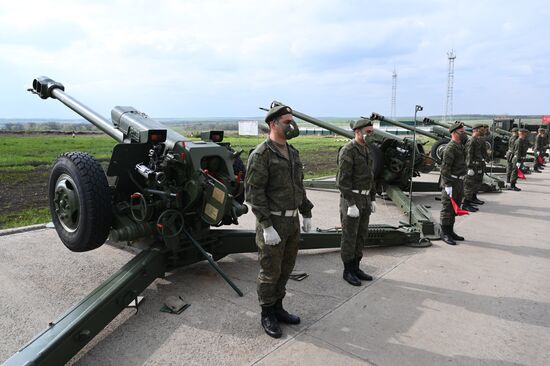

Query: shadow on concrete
[302,277,547,365]
[465,240,550,261]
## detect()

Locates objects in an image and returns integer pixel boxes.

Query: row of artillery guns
[4,78,428,366]
[373,114,534,174]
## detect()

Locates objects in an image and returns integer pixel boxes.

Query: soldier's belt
[351,189,370,195]
[270,209,299,217]
[450,174,465,180]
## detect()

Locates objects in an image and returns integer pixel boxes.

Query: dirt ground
[0,155,335,228]
[0,166,49,220]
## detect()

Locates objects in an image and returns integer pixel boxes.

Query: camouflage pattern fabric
[464,136,485,200]
[336,140,375,263]
[505,134,518,182]
[510,137,529,185]
[245,138,313,306]
[255,216,300,306]
[439,140,467,226]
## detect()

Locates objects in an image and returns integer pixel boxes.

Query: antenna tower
[390,67,397,120]
[443,50,456,122]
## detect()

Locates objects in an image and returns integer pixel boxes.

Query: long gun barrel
[30,76,189,150]
[369,113,442,141]
[262,101,405,142]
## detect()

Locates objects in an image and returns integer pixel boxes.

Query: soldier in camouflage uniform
[440,121,468,245]
[245,104,314,338]
[336,118,376,286]
[509,128,530,191]
[462,123,485,211]
[505,128,519,184]
[533,128,546,172]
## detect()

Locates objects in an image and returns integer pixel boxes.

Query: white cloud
[0,0,549,118]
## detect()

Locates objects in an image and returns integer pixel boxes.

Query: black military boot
[461,200,478,212]
[449,223,464,241]
[353,258,373,281]
[471,194,484,205]
[274,299,300,324]
[343,261,361,286]
[534,166,542,173]
[353,258,372,281]
[510,183,521,191]
[261,305,282,338]
[440,225,456,245]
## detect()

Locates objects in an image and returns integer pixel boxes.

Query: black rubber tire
[48,152,112,252]
[430,138,449,164]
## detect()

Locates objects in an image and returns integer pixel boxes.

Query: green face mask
[278,119,300,140]
[362,130,375,144]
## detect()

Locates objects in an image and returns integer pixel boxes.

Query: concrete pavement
[1,169,549,365]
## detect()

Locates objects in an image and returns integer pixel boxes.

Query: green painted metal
[385,185,439,239]
[369,113,441,141]
[3,249,166,366]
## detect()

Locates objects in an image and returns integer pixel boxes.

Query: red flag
[450,197,470,216]
[537,154,544,165]
[517,168,526,180]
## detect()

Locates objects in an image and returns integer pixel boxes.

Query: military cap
[265,105,292,123]
[449,121,464,133]
[538,128,545,133]
[483,124,489,128]
[510,127,518,132]
[472,123,484,130]
[519,128,529,133]
[350,118,373,130]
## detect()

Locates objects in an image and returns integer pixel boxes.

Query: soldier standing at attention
[336,119,377,286]
[462,124,485,211]
[509,128,530,191]
[440,121,468,245]
[506,128,519,184]
[533,128,546,172]
[245,104,314,338]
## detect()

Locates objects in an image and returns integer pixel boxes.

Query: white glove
[263,226,281,246]
[347,204,360,218]
[301,217,312,232]
[444,186,453,197]
[370,201,377,213]
[516,162,521,168]
[467,169,475,176]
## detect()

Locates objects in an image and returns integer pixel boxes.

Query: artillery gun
[263,102,439,239]
[4,78,425,366]
[422,118,513,163]
[373,114,504,192]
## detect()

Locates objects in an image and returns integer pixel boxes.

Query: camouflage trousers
[506,158,514,183]
[464,165,484,200]
[339,196,371,263]
[510,157,520,185]
[440,180,464,226]
[256,216,300,306]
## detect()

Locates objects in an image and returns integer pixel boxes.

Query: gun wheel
[49,152,112,252]
[430,139,449,164]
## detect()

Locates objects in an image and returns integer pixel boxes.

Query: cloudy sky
[0,0,549,119]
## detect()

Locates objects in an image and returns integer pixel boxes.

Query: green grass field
[0,133,353,229]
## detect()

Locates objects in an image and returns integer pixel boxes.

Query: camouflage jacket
[440,140,467,186]
[534,134,545,152]
[512,138,529,162]
[336,140,376,206]
[465,136,485,168]
[245,139,313,229]
[508,135,518,152]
